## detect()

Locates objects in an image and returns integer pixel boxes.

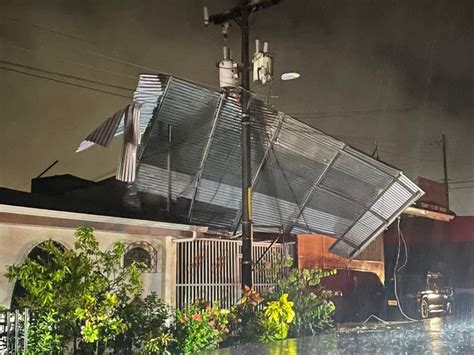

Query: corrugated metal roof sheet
[80,73,424,259]
[77,74,169,153]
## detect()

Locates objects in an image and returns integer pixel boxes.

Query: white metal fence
[176,238,294,309]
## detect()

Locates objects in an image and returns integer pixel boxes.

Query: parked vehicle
[386,271,454,319]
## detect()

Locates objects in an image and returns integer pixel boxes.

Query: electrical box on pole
[252,40,273,84]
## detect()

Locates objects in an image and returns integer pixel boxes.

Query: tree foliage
[5,227,142,353]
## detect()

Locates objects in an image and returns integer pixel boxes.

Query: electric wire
[449,185,474,190]
[0,66,132,99]
[0,14,162,73]
[0,39,138,80]
[396,224,409,273]
[362,218,418,325]
[269,147,312,233]
[289,106,419,119]
[207,150,233,205]
[393,218,417,322]
[256,125,284,228]
[0,59,134,92]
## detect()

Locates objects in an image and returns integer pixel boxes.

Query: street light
[280,72,301,81]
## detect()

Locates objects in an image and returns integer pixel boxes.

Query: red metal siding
[296,234,385,283]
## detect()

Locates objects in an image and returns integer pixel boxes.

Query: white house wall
[0,222,177,308]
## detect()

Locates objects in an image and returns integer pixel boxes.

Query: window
[123,242,157,273]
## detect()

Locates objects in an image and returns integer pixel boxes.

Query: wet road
[208,316,474,354]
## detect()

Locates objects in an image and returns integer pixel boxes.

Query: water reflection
[208,316,474,354]
[424,317,443,354]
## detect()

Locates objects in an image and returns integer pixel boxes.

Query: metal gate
[176,239,294,309]
[0,309,29,354]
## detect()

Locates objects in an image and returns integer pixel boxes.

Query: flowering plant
[172,300,231,353]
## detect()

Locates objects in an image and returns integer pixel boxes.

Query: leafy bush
[227,286,264,343]
[229,288,296,343]
[113,292,174,354]
[5,227,142,353]
[27,310,63,354]
[270,267,340,336]
[260,293,295,342]
[172,300,231,353]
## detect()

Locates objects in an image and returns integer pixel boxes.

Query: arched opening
[10,241,65,308]
[123,242,157,273]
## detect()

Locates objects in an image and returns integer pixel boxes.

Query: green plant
[227,287,264,343]
[27,310,63,354]
[172,300,231,354]
[5,227,143,353]
[269,265,340,336]
[113,292,174,354]
[260,293,295,342]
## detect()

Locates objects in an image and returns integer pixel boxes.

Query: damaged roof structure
[78,74,424,259]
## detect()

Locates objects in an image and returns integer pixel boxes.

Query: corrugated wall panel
[123,74,425,259]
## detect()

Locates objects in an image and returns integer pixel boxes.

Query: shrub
[113,292,174,354]
[259,293,295,342]
[228,286,264,343]
[172,300,231,353]
[270,267,340,336]
[5,228,340,352]
[229,288,297,343]
[5,227,142,353]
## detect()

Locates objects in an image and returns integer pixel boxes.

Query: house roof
[0,190,207,237]
[78,74,424,259]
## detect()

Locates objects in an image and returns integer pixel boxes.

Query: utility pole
[442,133,450,212]
[206,0,280,289]
[240,3,253,290]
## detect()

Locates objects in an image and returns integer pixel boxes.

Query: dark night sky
[0,0,473,214]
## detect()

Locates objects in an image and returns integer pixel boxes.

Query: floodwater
[207,316,474,354]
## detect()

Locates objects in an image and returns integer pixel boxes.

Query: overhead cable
[0,66,131,99]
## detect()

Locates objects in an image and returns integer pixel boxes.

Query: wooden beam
[403,206,455,222]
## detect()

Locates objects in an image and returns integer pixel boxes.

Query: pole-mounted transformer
[219,46,239,89]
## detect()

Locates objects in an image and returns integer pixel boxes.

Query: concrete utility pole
[207,0,280,289]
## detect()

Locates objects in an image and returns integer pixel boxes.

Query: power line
[289,106,419,118]
[0,59,134,92]
[0,14,161,73]
[0,14,91,43]
[448,179,474,185]
[0,66,131,99]
[449,185,474,190]
[0,39,138,80]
